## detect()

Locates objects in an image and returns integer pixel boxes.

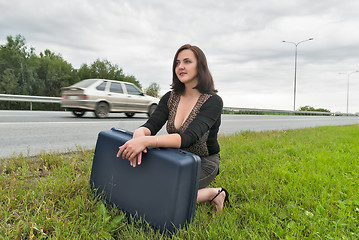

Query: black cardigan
[141,91,223,156]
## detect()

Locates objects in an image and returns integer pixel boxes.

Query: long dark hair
[171,44,217,94]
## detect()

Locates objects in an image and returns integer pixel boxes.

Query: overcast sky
[1,0,359,113]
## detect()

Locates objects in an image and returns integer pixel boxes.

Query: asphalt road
[1,110,359,159]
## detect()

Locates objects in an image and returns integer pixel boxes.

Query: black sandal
[210,188,230,207]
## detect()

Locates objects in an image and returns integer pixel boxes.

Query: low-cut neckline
[174,94,201,130]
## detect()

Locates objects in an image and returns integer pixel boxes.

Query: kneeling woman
[117,44,229,212]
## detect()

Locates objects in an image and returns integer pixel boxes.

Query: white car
[61,79,159,118]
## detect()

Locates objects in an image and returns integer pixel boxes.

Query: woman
[117,44,229,212]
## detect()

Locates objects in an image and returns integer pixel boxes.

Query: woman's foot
[210,188,229,212]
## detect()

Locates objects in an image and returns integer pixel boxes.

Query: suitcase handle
[111,127,134,136]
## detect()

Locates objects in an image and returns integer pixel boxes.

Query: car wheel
[147,104,157,117]
[72,110,86,117]
[125,113,135,118]
[94,102,109,118]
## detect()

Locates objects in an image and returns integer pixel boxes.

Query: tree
[315,108,330,113]
[77,63,91,80]
[35,49,76,96]
[0,34,37,95]
[298,105,315,111]
[77,59,142,89]
[298,105,330,112]
[89,59,117,79]
[145,82,160,98]
[0,69,19,94]
[0,35,28,73]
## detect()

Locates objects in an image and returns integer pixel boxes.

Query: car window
[109,82,124,94]
[96,81,107,91]
[72,79,97,88]
[125,84,142,95]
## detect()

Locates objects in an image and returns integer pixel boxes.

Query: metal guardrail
[223,107,335,116]
[0,94,62,110]
[0,94,354,116]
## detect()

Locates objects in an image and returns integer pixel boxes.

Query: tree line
[298,105,330,113]
[0,34,158,110]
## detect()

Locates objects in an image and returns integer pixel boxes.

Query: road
[1,110,359,159]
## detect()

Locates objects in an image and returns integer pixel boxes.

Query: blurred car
[61,79,159,118]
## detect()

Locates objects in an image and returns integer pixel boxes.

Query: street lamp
[282,38,314,111]
[338,71,358,115]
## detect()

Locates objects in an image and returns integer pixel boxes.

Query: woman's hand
[116,127,150,167]
[133,127,148,139]
[132,128,148,154]
[117,136,148,167]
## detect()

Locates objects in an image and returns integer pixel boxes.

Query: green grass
[1,125,359,239]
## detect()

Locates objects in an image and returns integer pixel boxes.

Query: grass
[1,125,359,239]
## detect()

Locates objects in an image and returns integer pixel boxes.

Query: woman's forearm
[150,133,181,149]
[134,127,181,149]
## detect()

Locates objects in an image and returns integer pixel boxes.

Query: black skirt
[198,153,220,189]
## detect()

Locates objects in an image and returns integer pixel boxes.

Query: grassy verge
[1,125,359,239]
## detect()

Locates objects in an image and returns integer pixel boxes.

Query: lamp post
[282,38,314,111]
[338,71,358,115]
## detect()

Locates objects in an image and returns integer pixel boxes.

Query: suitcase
[90,128,201,233]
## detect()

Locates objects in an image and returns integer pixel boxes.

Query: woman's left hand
[116,137,147,167]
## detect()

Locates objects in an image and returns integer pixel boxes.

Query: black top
[141,91,223,157]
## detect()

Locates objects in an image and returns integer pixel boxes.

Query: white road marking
[0,120,145,125]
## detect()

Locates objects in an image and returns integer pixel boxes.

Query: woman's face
[175,49,198,85]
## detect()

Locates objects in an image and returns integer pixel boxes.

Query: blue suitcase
[90,128,201,233]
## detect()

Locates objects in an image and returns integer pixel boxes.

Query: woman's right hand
[117,136,148,167]
[133,127,147,138]
[116,127,151,166]
[132,127,149,154]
